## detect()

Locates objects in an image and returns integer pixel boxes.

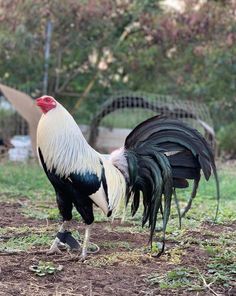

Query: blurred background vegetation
[0,0,236,156]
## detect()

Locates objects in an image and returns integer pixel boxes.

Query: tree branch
[72,71,99,113]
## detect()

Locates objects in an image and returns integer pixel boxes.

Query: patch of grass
[100,240,132,250]
[0,225,31,236]
[165,247,186,264]
[0,162,235,226]
[93,208,109,222]
[110,225,148,234]
[0,233,53,251]
[207,262,236,288]
[147,267,202,290]
[87,249,147,267]
[205,247,236,288]
[0,225,57,237]
[21,202,83,221]
[185,169,236,201]
[0,161,235,295]
[173,168,236,225]
[147,261,235,293]
[0,161,53,201]
[22,206,60,220]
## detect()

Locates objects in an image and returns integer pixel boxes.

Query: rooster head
[36,95,57,114]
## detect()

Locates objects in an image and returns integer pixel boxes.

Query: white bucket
[8,135,32,162]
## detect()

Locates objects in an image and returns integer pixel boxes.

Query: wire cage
[89,91,215,149]
[0,93,29,158]
[0,95,29,139]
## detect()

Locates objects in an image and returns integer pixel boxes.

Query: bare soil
[0,202,235,296]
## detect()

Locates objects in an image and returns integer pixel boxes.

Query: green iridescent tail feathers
[124,115,220,255]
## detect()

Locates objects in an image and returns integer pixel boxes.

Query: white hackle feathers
[89,158,126,216]
[37,102,102,178]
[109,147,129,182]
[102,157,126,212]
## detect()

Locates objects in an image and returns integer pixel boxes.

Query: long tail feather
[181,177,200,218]
[173,189,182,229]
[122,115,220,253]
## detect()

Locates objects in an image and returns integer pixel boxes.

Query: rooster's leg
[80,223,93,260]
[47,220,70,254]
[47,220,80,254]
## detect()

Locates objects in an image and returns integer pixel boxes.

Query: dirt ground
[0,202,235,296]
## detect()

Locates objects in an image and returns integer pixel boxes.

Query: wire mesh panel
[0,94,29,140]
[89,91,215,149]
[101,108,156,129]
[14,112,29,136]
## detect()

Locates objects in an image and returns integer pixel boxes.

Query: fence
[89,91,215,150]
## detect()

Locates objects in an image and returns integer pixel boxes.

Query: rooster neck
[37,104,102,178]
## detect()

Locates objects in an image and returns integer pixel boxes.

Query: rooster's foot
[56,231,81,251]
[47,247,62,255]
[47,232,80,255]
[79,243,100,261]
[47,237,63,255]
[79,252,88,262]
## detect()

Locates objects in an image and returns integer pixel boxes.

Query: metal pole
[43,20,53,94]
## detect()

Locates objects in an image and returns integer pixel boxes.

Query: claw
[79,243,100,262]
[47,237,62,255]
[47,246,62,255]
[79,252,88,262]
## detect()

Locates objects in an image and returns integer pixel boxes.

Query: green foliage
[100,241,131,251]
[29,261,63,277]
[147,249,236,291]
[0,161,53,200]
[0,109,14,118]
[204,245,236,287]
[0,1,234,102]
[22,206,60,220]
[217,122,236,156]
[0,233,52,252]
[22,205,81,221]
[147,267,202,290]
[207,254,236,286]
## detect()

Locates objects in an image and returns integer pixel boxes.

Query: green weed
[147,267,202,290]
[29,261,63,276]
[207,249,236,286]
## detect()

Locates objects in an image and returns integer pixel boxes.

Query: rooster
[36,95,219,260]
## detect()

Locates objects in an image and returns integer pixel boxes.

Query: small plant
[206,249,236,287]
[147,267,202,290]
[29,261,63,276]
